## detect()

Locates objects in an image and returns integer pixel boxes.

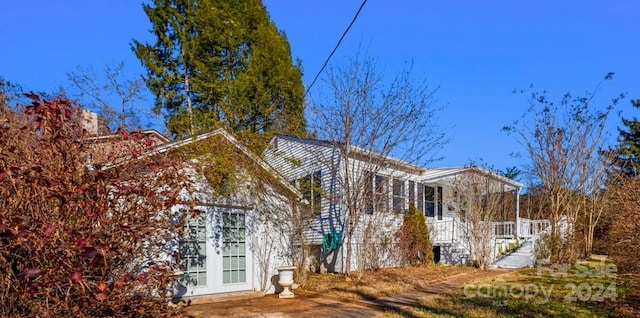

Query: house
[263,134,545,272]
[89,128,305,299]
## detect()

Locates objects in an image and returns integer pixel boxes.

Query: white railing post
[515,187,521,239]
[451,220,454,244]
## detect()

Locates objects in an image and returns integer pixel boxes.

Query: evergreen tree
[500,166,522,181]
[610,99,640,178]
[133,0,305,146]
[133,0,199,136]
[397,205,434,265]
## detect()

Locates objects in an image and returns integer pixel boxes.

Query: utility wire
[303,0,368,99]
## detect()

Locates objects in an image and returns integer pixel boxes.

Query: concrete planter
[277,266,296,299]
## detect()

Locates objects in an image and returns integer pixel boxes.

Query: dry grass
[301,264,478,300]
[302,261,637,317]
[397,261,636,318]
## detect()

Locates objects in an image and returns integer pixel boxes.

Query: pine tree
[610,99,640,178]
[133,0,305,146]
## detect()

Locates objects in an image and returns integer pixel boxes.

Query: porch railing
[428,219,467,245]
[428,218,551,243]
[491,221,515,238]
[518,218,551,238]
[490,218,551,239]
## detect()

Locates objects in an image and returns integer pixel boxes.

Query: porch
[427,218,551,244]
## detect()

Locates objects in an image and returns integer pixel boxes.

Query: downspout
[515,186,521,239]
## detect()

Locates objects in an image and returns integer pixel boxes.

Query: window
[375,174,389,212]
[393,179,406,213]
[364,170,374,214]
[425,186,435,217]
[300,170,322,216]
[424,185,444,219]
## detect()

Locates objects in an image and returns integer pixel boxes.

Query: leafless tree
[449,167,506,269]
[504,78,624,262]
[67,61,152,131]
[309,53,446,275]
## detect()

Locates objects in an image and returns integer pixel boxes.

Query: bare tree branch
[309,53,446,274]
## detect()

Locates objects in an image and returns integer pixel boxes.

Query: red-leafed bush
[0,89,188,316]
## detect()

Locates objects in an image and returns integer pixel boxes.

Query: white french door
[179,206,252,296]
[215,209,252,293]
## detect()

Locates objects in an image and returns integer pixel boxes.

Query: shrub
[397,205,433,265]
[0,93,187,316]
[605,177,640,287]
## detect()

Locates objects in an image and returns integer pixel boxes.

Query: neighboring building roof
[104,128,303,200]
[84,129,170,144]
[83,129,170,167]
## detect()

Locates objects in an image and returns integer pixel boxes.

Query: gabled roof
[104,129,303,200]
[273,134,427,174]
[84,129,170,144]
[271,135,520,190]
[421,166,522,190]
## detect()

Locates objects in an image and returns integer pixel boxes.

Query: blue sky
[1,1,639,173]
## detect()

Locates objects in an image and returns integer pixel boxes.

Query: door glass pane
[222,211,247,285]
[180,211,207,287]
[223,271,230,284]
[223,255,230,270]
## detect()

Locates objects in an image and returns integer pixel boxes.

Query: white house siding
[98,129,303,299]
[264,138,440,273]
[162,164,296,298]
[247,183,297,294]
[263,136,344,245]
[341,157,433,272]
[263,136,524,271]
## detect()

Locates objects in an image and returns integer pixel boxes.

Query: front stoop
[176,291,264,305]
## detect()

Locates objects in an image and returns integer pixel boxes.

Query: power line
[303,0,368,100]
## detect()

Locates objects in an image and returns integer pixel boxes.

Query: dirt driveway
[184,269,513,317]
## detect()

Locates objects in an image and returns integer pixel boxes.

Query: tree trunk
[342,148,353,276]
[184,74,194,136]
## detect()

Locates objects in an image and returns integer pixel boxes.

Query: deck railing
[491,221,515,238]
[518,218,551,238]
[428,219,465,244]
[428,218,550,243]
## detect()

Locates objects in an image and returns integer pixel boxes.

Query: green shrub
[397,205,434,265]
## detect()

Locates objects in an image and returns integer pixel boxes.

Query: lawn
[384,260,637,317]
[302,260,638,317]
[302,264,479,300]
